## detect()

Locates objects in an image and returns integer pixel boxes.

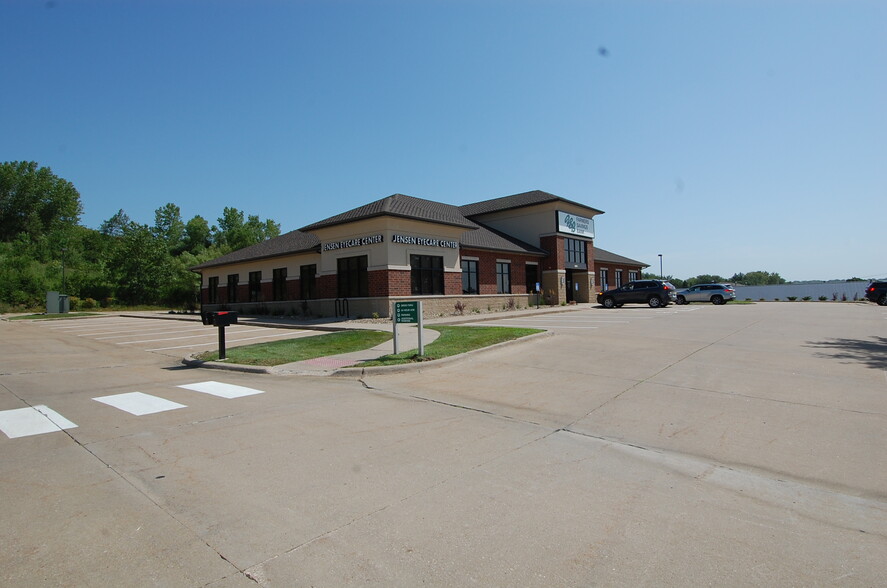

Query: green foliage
[729,271,785,285]
[0,161,83,242]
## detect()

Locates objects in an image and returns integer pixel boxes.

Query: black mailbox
[212,311,238,327]
[201,312,214,325]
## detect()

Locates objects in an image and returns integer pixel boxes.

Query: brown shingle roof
[460,189,604,218]
[190,230,320,270]
[593,246,648,268]
[300,193,478,232]
[460,224,547,255]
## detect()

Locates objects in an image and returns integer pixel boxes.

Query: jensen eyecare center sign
[557,211,594,238]
[322,234,384,251]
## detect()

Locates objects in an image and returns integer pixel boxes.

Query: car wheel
[648,296,662,308]
[676,296,686,305]
[711,295,724,305]
[602,297,616,309]
[878,295,887,306]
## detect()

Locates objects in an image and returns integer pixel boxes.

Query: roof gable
[301,193,478,232]
[460,190,604,218]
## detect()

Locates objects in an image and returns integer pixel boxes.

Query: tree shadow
[805,336,887,371]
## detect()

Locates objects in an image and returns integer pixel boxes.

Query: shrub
[68,296,80,310]
[802,296,812,301]
[371,312,380,319]
[454,300,465,315]
[832,293,838,301]
[505,298,517,311]
[81,297,97,309]
[841,293,847,301]
[787,296,797,301]
[819,296,828,301]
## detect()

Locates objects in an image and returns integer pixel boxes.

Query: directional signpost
[393,301,423,356]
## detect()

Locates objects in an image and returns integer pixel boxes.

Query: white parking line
[177,381,264,399]
[146,329,315,351]
[0,405,78,439]
[95,327,208,340]
[93,392,187,416]
[115,328,270,345]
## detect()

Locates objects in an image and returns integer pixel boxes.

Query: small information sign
[395,301,419,324]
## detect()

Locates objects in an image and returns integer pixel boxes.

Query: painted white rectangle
[177,381,264,399]
[0,405,78,439]
[93,392,187,416]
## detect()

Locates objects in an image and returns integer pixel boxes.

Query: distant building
[192,190,647,318]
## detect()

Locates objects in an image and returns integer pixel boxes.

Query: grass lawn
[359,325,544,367]
[195,330,392,366]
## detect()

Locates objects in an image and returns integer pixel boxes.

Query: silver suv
[675,283,736,305]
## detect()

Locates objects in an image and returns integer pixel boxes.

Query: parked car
[597,279,677,308]
[864,281,887,305]
[675,283,736,305]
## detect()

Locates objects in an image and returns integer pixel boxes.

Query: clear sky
[3,0,885,281]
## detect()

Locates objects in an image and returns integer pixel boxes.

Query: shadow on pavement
[805,336,887,370]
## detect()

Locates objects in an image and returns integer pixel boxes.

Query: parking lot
[1,302,886,586]
[32,314,318,358]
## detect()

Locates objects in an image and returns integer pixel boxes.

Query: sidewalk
[178,303,587,376]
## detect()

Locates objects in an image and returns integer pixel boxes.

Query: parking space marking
[0,405,78,439]
[115,327,270,345]
[146,329,316,351]
[177,381,264,399]
[93,392,187,416]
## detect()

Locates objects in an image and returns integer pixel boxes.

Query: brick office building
[192,190,647,319]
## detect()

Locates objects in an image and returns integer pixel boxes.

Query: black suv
[597,279,677,308]
[864,281,887,306]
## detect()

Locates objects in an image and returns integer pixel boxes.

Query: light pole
[658,254,663,280]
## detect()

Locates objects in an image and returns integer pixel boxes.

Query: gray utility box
[46,291,70,314]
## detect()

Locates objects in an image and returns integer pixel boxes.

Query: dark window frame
[411,254,444,295]
[461,259,478,294]
[249,271,262,303]
[272,267,287,301]
[525,263,538,293]
[227,274,239,303]
[565,238,587,266]
[337,255,369,298]
[208,276,219,304]
[496,261,511,294]
[300,264,317,300]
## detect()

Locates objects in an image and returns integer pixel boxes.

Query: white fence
[733,281,870,301]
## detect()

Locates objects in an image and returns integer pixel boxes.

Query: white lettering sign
[557,211,595,238]
[392,234,459,248]
[322,234,384,251]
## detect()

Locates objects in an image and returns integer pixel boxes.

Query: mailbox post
[201,311,238,360]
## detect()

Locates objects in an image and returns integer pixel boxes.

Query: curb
[182,330,555,377]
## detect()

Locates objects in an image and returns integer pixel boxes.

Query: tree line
[642,271,787,288]
[0,161,280,311]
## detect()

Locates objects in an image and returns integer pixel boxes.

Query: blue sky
[3,0,885,281]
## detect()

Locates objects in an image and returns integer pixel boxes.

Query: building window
[525,264,538,293]
[272,268,287,301]
[208,276,219,304]
[599,269,609,291]
[496,262,511,294]
[629,270,638,282]
[461,259,478,294]
[565,238,587,266]
[249,271,262,302]
[227,274,239,303]
[615,270,623,288]
[411,255,444,295]
[337,256,368,298]
[300,264,316,300]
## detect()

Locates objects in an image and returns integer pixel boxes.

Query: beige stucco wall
[470,201,600,248]
[310,217,467,276]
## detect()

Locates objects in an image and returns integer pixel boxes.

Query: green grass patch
[360,325,543,367]
[8,312,103,320]
[195,330,392,366]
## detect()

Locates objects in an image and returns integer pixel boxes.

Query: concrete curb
[181,330,555,377]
